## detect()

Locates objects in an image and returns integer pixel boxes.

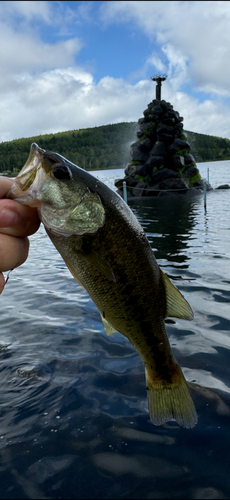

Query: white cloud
[0,0,91,27]
[146,55,166,74]
[0,23,82,77]
[0,69,154,142]
[100,1,230,96]
[1,0,230,144]
[0,0,52,23]
[159,85,230,139]
[1,61,230,144]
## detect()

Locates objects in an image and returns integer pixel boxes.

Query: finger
[0,233,29,272]
[0,199,40,237]
[0,177,14,197]
[0,273,5,294]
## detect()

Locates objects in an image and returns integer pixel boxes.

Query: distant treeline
[0,122,230,175]
[185,130,230,163]
[0,123,138,174]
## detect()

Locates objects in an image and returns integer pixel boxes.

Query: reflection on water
[130,195,200,265]
[0,161,230,498]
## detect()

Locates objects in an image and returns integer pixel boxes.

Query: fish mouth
[6,143,45,206]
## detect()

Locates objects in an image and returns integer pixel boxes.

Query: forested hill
[185,130,230,163]
[0,122,230,175]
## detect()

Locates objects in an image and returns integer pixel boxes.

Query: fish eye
[52,164,72,181]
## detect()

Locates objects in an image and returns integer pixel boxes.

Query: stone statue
[150,74,167,101]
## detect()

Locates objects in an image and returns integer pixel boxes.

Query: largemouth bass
[7,143,197,428]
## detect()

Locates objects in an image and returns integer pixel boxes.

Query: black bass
[7,143,197,428]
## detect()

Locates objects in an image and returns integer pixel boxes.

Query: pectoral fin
[84,249,116,283]
[101,315,117,335]
[161,269,194,320]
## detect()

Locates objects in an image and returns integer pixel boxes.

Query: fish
[6,143,197,428]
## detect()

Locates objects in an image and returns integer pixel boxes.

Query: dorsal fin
[160,269,194,320]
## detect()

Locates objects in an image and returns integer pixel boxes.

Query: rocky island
[115,75,212,199]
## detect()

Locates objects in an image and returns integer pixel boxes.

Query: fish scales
[6,143,198,428]
[47,210,173,376]
[47,200,174,374]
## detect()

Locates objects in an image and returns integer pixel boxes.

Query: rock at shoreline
[115,98,211,199]
[216,184,230,189]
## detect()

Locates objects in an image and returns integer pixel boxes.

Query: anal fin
[161,269,193,320]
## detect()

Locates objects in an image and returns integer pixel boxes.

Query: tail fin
[145,368,197,429]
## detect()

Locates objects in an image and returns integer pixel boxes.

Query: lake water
[1,160,230,499]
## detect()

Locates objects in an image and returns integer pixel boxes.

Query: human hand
[0,177,40,293]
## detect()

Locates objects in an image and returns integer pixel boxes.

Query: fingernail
[0,208,19,227]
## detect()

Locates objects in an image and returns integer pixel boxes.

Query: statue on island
[115,75,212,198]
[150,74,167,101]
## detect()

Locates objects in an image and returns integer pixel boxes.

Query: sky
[1,0,230,143]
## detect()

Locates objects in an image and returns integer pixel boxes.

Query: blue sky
[1,1,230,143]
